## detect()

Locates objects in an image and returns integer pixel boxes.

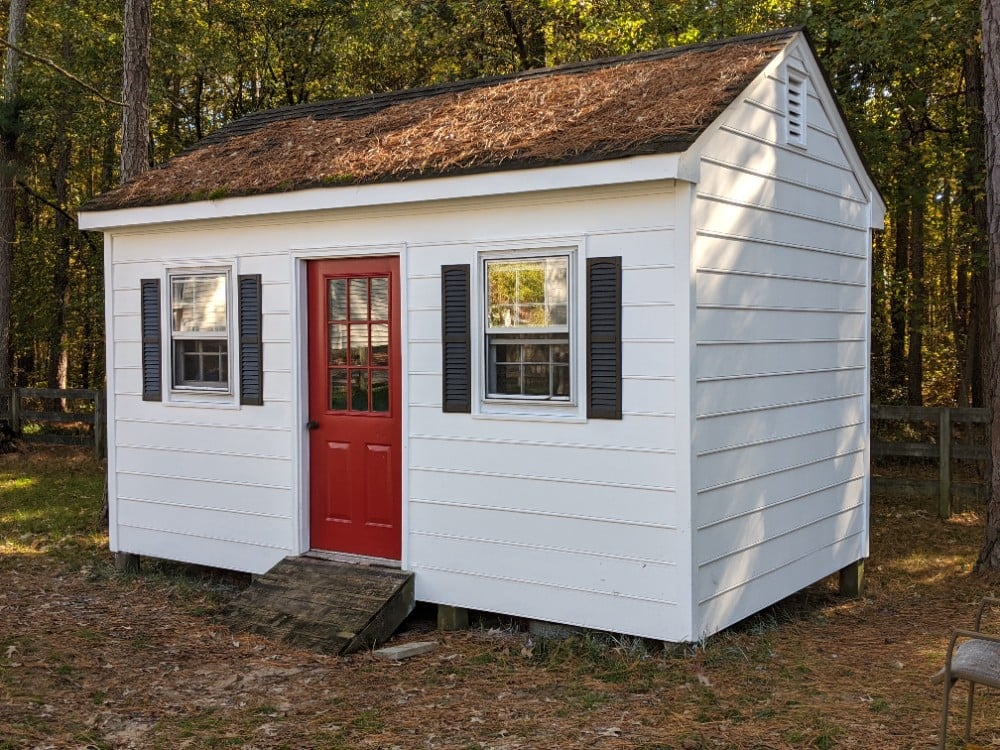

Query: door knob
[306,420,319,430]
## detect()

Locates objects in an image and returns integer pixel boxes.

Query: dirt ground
[2,469,999,749]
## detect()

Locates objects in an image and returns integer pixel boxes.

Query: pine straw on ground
[89,37,786,212]
[1,456,998,749]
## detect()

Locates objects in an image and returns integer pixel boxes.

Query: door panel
[308,257,401,559]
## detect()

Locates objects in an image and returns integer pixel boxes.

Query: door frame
[289,242,408,565]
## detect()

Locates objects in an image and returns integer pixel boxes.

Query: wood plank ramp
[224,556,414,655]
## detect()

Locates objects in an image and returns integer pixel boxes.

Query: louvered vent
[238,274,264,406]
[140,278,162,402]
[441,264,471,413]
[586,257,622,420]
[787,73,807,147]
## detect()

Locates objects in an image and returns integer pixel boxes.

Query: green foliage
[0,0,987,401]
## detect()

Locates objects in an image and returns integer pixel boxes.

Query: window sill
[164,391,238,409]
[473,402,585,424]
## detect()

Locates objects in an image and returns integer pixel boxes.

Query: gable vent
[786,73,807,147]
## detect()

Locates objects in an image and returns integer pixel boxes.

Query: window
[786,71,807,147]
[170,272,230,390]
[484,255,570,400]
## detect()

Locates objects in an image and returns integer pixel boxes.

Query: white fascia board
[78,152,684,231]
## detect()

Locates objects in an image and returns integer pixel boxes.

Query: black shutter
[140,278,162,402]
[587,257,622,420]
[441,264,471,413]
[238,274,264,406]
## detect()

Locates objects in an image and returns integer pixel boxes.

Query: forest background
[0,0,984,407]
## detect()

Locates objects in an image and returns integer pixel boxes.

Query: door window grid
[328,275,390,413]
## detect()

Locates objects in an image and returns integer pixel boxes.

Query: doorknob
[306,420,319,430]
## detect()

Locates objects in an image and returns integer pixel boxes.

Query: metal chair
[934,596,1000,749]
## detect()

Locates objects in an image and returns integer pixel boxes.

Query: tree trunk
[0,0,27,394]
[889,201,909,394]
[907,192,925,405]
[977,0,1000,569]
[121,0,151,183]
[961,39,989,407]
[45,30,74,395]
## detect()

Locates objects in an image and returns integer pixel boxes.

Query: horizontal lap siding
[109,248,296,572]
[405,198,688,640]
[691,47,871,637]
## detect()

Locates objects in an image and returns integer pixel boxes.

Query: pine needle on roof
[88,37,787,211]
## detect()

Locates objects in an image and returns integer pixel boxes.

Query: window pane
[330,369,348,410]
[350,370,369,411]
[175,340,228,386]
[172,274,227,333]
[485,333,570,400]
[492,342,520,363]
[328,279,347,321]
[493,365,521,394]
[544,258,568,304]
[329,324,348,365]
[371,324,389,366]
[523,364,550,395]
[371,370,389,412]
[522,344,549,363]
[349,324,369,366]
[370,277,389,320]
[517,303,546,327]
[349,278,369,320]
[553,365,570,397]
[487,257,568,329]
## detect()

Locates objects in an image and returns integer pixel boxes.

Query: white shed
[79,28,885,642]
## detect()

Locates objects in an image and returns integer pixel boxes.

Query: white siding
[690,40,871,637]
[106,182,690,640]
[401,186,689,641]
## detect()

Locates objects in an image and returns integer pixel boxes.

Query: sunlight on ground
[0,476,37,492]
[890,553,972,585]
[0,540,46,556]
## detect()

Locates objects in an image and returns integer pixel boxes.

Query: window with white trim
[484,254,571,401]
[169,271,230,390]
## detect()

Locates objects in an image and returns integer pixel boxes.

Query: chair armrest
[973,596,1000,631]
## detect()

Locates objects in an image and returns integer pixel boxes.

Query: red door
[307,257,401,559]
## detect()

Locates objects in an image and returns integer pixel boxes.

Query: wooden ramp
[225,556,414,655]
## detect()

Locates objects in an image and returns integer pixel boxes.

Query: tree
[122,0,150,182]
[0,0,28,395]
[979,0,1000,569]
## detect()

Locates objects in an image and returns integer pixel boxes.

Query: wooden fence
[871,405,989,518]
[3,387,105,458]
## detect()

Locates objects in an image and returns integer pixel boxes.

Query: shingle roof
[85,28,798,212]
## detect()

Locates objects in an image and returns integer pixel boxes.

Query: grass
[0,448,105,562]
[2,447,1000,748]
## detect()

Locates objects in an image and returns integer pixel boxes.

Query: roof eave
[77,151,685,231]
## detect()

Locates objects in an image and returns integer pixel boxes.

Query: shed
[79,28,885,642]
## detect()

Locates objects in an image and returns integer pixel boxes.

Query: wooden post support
[93,389,105,459]
[839,559,865,598]
[437,605,469,631]
[939,407,952,519]
[114,552,140,574]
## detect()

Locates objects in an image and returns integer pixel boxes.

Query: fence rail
[3,387,105,457]
[871,404,989,517]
